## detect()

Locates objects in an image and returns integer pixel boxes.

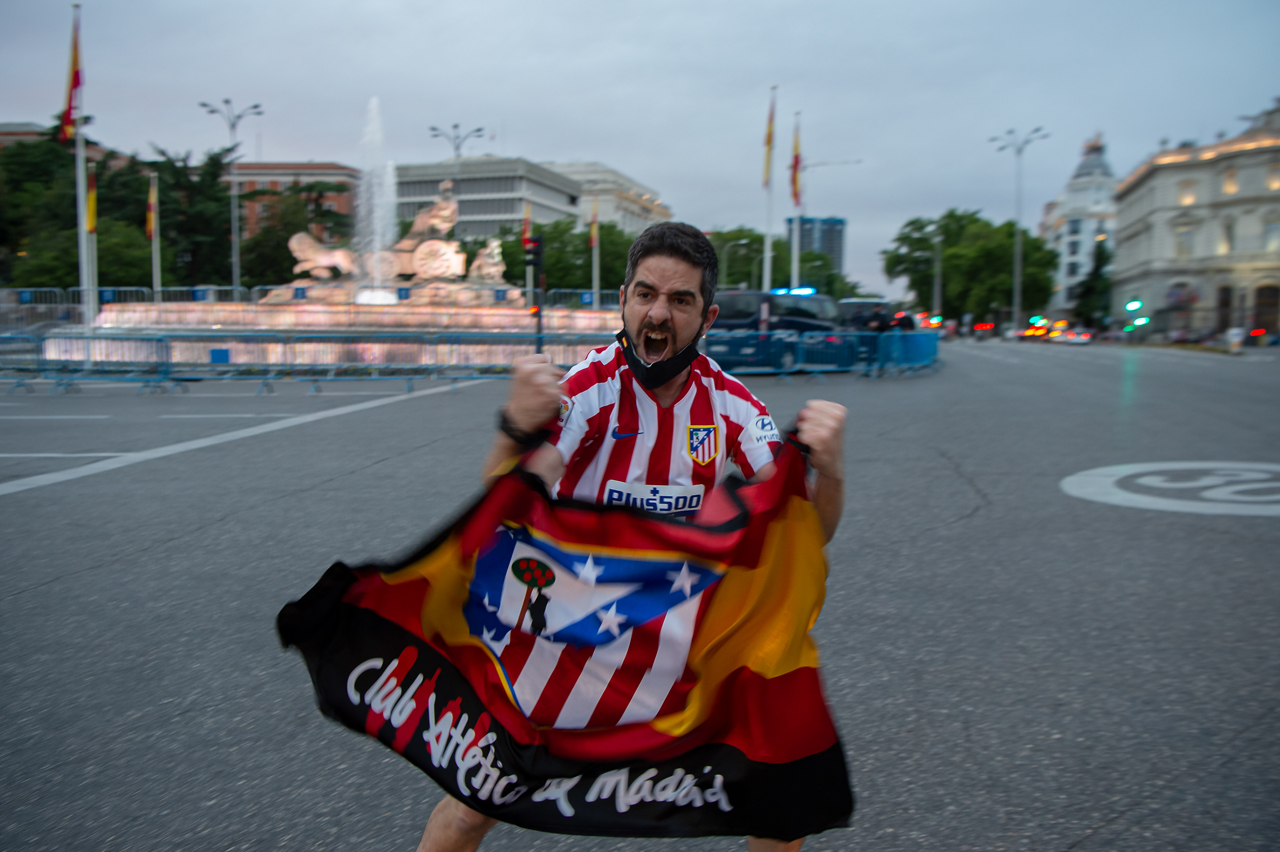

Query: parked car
[835,298,891,329]
[711,290,839,334]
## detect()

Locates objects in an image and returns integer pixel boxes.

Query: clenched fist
[795,399,846,481]
[506,354,565,433]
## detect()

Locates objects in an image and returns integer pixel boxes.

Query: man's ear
[701,303,719,335]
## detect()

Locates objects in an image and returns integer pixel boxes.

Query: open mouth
[641,329,673,362]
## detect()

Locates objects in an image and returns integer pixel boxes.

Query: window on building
[1067,262,1079,277]
[1178,181,1197,206]
[1222,169,1238,195]
[1174,225,1195,259]
[1269,166,1280,191]
[1068,241,1079,256]
[1265,221,1280,253]
[1218,220,1235,255]
[1068,219,1081,235]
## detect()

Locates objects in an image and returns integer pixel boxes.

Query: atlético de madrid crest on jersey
[687,425,719,466]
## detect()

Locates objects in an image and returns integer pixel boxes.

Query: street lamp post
[990,127,1048,336]
[931,229,943,321]
[720,238,749,288]
[430,124,485,159]
[200,99,263,291]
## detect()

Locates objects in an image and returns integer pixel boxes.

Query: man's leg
[416,795,498,852]
[747,837,804,852]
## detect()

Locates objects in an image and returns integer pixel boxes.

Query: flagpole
[149,173,162,300]
[590,198,600,305]
[790,112,801,290]
[761,85,776,293]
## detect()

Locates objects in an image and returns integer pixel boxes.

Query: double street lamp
[430,124,485,159]
[201,98,263,290]
[990,126,1048,335]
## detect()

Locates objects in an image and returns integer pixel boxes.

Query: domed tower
[1038,134,1118,318]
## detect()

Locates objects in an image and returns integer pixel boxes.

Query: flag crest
[278,442,853,840]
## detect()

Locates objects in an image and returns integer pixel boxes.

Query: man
[420,223,847,852]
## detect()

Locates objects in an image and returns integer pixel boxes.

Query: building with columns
[1111,97,1280,340]
[540,162,672,234]
[1038,135,1117,319]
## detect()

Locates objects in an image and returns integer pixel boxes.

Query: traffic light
[1125,299,1143,312]
[1133,316,1150,326]
[524,235,544,270]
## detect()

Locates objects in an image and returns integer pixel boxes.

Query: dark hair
[623,222,719,312]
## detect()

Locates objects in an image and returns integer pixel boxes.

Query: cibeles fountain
[261,98,524,308]
[93,96,616,336]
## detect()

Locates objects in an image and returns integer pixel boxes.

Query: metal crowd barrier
[2,329,939,395]
[544,289,621,310]
[704,330,940,378]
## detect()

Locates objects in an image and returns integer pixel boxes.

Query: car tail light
[1082,333,1091,339]
[1251,328,1267,337]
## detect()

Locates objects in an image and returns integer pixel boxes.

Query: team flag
[146,174,158,241]
[278,440,853,840]
[763,88,776,188]
[589,198,599,249]
[85,169,97,234]
[790,114,802,207]
[56,7,83,143]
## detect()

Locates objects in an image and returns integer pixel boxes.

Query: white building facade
[1039,135,1117,318]
[541,162,672,234]
[1111,98,1280,341]
[396,157,581,239]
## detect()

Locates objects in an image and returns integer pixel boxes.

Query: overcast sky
[5,0,1278,297]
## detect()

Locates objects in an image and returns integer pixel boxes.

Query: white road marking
[0,415,112,420]
[1061,461,1280,517]
[0,380,489,498]
[0,453,127,458]
[158,414,296,419]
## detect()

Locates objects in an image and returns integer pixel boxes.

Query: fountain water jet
[354,97,399,305]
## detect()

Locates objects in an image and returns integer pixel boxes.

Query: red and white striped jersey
[549,342,782,515]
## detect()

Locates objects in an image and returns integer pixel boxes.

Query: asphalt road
[2,341,1277,852]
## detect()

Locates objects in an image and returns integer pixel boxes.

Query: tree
[240,193,309,288]
[152,147,233,287]
[494,219,632,290]
[1072,239,1111,328]
[13,218,150,290]
[882,208,1056,319]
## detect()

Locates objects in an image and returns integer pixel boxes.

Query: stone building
[1038,135,1117,318]
[396,157,581,239]
[540,162,672,234]
[1111,97,1280,340]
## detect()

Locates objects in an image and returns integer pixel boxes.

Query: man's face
[620,255,719,364]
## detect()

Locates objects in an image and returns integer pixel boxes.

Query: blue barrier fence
[1,329,939,394]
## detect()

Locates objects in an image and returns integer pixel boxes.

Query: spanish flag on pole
[279,439,853,840]
[146,174,158,241]
[762,89,776,189]
[790,114,802,207]
[85,168,97,233]
[521,200,533,250]
[57,6,82,143]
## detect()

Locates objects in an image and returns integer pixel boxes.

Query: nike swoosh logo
[611,428,644,439]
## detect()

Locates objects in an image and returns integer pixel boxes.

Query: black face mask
[617,327,703,390]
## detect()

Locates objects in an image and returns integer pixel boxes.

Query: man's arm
[796,400,847,543]
[744,401,846,542]
[481,354,565,486]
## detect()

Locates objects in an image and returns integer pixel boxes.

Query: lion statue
[288,232,356,279]
[466,237,507,284]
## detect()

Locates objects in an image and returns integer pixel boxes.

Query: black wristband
[498,408,551,450]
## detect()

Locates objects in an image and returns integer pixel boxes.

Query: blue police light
[1133,316,1150,326]
[789,287,816,295]
[1125,299,1143,312]
[770,288,789,295]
